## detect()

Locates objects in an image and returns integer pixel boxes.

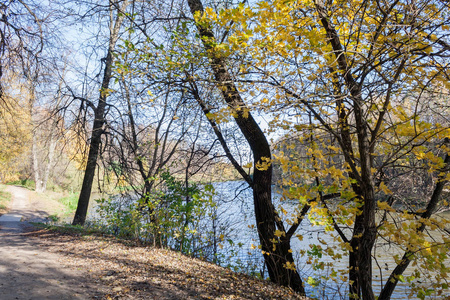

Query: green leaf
[307,276,320,287]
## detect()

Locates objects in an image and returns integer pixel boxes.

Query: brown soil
[0,223,100,300]
[25,227,308,300]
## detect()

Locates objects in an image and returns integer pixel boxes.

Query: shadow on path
[0,186,101,300]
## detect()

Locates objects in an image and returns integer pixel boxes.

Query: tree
[31,107,64,192]
[107,57,200,201]
[112,0,308,292]
[0,68,31,182]
[199,0,449,298]
[72,0,130,225]
[185,0,306,294]
[0,0,44,101]
[1,0,68,191]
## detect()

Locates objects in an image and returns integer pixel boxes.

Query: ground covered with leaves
[26,225,309,300]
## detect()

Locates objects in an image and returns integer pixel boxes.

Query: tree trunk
[41,121,57,191]
[32,128,44,192]
[29,86,45,193]
[72,72,109,225]
[73,0,129,225]
[186,0,305,294]
[315,3,378,297]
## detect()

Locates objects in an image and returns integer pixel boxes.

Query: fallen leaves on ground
[24,226,309,300]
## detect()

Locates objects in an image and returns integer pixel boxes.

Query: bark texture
[315,2,377,298]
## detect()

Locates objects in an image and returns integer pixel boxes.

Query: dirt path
[0,186,99,300]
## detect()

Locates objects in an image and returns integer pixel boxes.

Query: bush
[94,172,218,258]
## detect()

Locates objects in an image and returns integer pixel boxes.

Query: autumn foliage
[193,0,450,299]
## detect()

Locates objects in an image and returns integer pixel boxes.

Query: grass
[0,185,12,213]
[57,192,79,213]
[7,179,36,190]
[3,180,78,215]
[32,222,98,235]
[32,222,151,248]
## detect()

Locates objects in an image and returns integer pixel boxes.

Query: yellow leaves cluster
[378,182,392,195]
[377,201,395,212]
[255,156,272,171]
[284,261,296,271]
[0,78,32,181]
[65,127,89,171]
[274,229,285,238]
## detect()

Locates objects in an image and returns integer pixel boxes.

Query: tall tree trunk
[32,128,43,192]
[315,3,378,298]
[29,85,44,193]
[41,128,57,192]
[186,0,305,294]
[73,0,129,225]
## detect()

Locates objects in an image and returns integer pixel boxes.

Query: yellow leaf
[377,201,392,211]
[274,229,285,238]
[242,162,253,168]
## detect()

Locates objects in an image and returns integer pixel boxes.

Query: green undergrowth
[0,185,12,212]
[57,193,79,213]
[7,179,35,190]
[33,222,148,248]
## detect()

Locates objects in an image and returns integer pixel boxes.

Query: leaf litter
[25,226,310,300]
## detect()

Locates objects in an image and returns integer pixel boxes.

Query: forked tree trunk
[315,3,378,298]
[186,0,305,294]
